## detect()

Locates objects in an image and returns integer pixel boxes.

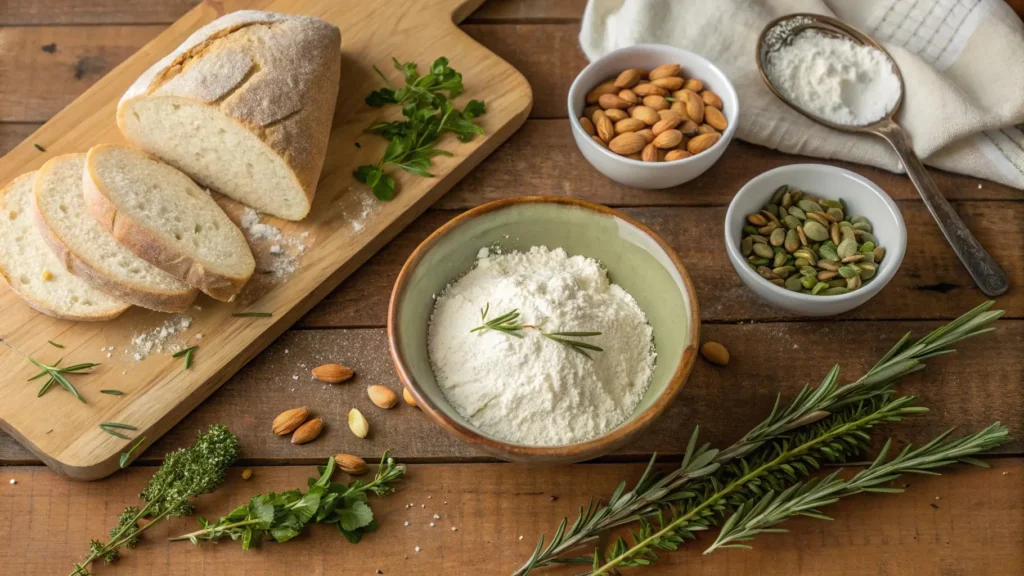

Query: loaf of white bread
[118,10,342,221]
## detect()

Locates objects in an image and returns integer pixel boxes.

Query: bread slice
[0,172,128,320]
[117,10,341,221]
[84,144,256,302]
[32,153,198,313]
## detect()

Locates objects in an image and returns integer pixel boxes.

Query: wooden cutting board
[0,0,531,480]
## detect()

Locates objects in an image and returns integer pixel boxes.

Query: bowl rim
[724,163,907,304]
[567,43,741,168]
[387,196,701,460]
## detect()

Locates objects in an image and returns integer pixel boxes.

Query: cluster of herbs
[472,303,604,359]
[515,301,1011,575]
[71,425,241,576]
[355,57,486,201]
[171,451,404,548]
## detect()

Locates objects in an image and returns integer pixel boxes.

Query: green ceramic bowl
[388,197,700,464]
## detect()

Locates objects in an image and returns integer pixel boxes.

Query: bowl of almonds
[568,43,739,189]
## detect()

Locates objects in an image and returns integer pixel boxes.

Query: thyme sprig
[471,304,604,358]
[516,301,1005,575]
[28,356,100,403]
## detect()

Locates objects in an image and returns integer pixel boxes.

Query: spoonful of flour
[427,246,656,446]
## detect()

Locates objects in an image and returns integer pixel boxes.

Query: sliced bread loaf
[117,10,341,221]
[0,172,128,320]
[84,144,255,302]
[32,153,198,313]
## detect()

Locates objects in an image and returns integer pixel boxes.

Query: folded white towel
[580,0,1024,189]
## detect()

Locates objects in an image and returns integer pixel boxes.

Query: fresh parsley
[355,57,486,201]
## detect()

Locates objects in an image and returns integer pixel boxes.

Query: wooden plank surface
[1,459,1020,575]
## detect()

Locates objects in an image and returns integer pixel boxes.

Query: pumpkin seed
[772,251,788,268]
[757,266,779,280]
[799,266,817,277]
[749,257,770,266]
[787,206,807,221]
[785,274,803,291]
[821,198,843,210]
[747,213,768,226]
[743,225,759,235]
[802,220,829,242]
[764,204,780,218]
[801,275,818,289]
[817,270,837,281]
[826,207,844,221]
[872,246,885,262]
[797,199,823,213]
[752,243,774,258]
[856,231,877,245]
[773,266,795,278]
[859,241,875,253]
[789,188,804,202]
[797,226,809,247]
[847,275,862,290]
[859,262,878,280]
[838,265,860,279]
[819,244,840,261]
[811,282,829,295]
[758,223,779,235]
[782,215,801,230]
[837,238,858,259]
[853,221,873,233]
[827,279,847,288]
[781,191,793,208]
[784,229,800,252]
[841,254,864,263]
[794,257,810,267]
[761,209,781,225]
[817,259,839,272]
[770,185,788,204]
[770,278,785,287]
[769,228,786,246]
[740,236,753,256]
[750,234,768,244]
[822,287,850,295]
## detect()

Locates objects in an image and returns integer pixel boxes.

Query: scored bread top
[31,153,198,313]
[0,172,128,321]
[84,144,256,302]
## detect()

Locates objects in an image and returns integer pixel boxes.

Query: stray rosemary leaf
[100,422,137,430]
[173,346,198,370]
[34,143,46,152]
[99,426,132,440]
[231,312,273,318]
[100,390,123,395]
[119,436,146,469]
[48,340,64,348]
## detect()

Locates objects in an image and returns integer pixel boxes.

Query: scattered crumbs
[106,353,112,358]
[376,571,383,575]
[404,521,409,526]
[421,504,425,508]
[450,526,457,531]
[292,375,299,381]
[194,305,203,311]
[930,502,939,509]
[935,496,941,500]
[269,245,282,255]
[427,495,432,499]
[239,207,307,279]
[121,371,126,375]
[518,535,524,541]
[409,502,414,507]
[8,479,14,485]
[405,504,411,509]
[444,500,448,505]
[429,522,435,527]
[414,546,420,553]
[978,183,982,189]
[433,514,440,519]
[130,315,193,360]
[195,333,204,341]
[346,190,377,233]
[285,349,290,354]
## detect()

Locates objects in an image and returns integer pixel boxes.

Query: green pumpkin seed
[801,275,817,289]
[826,207,844,221]
[794,257,810,267]
[750,234,768,244]
[764,204,779,218]
[770,185,789,204]
[797,199,823,213]
[749,257,771,266]
[854,230,877,245]
[802,220,829,242]
[785,274,803,291]
[827,279,847,288]
[796,226,809,247]
[838,220,852,228]
[758,223,779,235]
[805,212,829,226]
[841,254,864,264]
[847,275,862,290]
[740,236,753,256]
[817,259,839,271]
[859,241,875,253]
[784,229,800,252]
[800,266,817,277]
[769,228,786,246]
[859,262,878,280]
[811,282,829,295]
[770,278,785,287]
[773,266,795,278]
[787,206,807,221]
[782,215,801,230]
[829,222,841,245]
[818,244,840,261]
[836,238,858,259]
[852,221,873,233]
[781,191,793,208]
[752,243,774,258]
[747,213,768,226]
[773,251,787,268]
[817,270,837,281]
[822,287,850,295]
[757,266,779,280]
[793,248,817,265]
[850,215,870,226]
[859,251,875,263]
[838,265,860,279]
[744,225,759,235]
[840,226,857,243]
[821,198,843,210]
[872,246,885,262]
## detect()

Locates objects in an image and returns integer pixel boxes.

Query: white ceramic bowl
[567,44,739,189]
[725,164,906,317]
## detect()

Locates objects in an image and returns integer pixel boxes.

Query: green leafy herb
[516,301,1007,575]
[471,304,526,337]
[100,390,123,396]
[471,304,603,358]
[173,346,198,370]
[542,332,604,360]
[34,143,46,152]
[231,312,273,318]
[48,340,64,348]
[170,451,404,548]
[99,422,138,440]
[355,57,486,200]
[119,436,146,469]
[71,425,239,575]
[28,356,100,403]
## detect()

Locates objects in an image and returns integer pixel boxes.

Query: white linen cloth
[580,0,1024,189]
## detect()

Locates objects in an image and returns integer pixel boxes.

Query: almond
[625,153,643,160]
[596,114,614,142]
[592,109,607,123]
[312,363,354,384]
[649,63,681,80]
[403,387,418,407]
[598,93,631,110]
[652,115,681,136]
[579,116,595,136]
[658,109,680,121]
[585,81,617,104]
[678,89,705,124]
[335,453,369,475]
[631,105,660,126]
[683,78,703,92]
[705,106,728,131]
[614,118,645,134]
[700,341,730,366]
[700,90,723,109]
[679,119,699,137]
[687,132,721,155]
[608,132,647,155]
[625,105,638,116]
[633,83,667,97]
[634,128,655,143]
[651,77,684,91]
[697,123,718,135]
[291,417,324,444]
[272,406,309,435]
[642,95,668,111]
[368,385,398,409]
[652,129,683,149]
[617,89,639,105]
[665,149,692,161]
[669,100,686,117]
[592,135,608,148]
[614,68,643,88]
[641,143,658,163]
[348,408,369,438]
[604,108,628,122]
[582,105,600,120]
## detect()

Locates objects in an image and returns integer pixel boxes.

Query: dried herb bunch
[516,302,1009,575]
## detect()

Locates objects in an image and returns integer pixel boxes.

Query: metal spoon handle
[872,120,1009,296]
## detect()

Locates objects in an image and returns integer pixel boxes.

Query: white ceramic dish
[567,44,740,189]
[725,164,906,316]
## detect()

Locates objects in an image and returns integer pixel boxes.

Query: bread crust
[0,172,128,321]
[117,10,341,221]
[84,144,253,302]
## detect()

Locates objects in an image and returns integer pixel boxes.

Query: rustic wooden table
[1,1,1022,574]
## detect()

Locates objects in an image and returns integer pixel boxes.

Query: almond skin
[604,108,628,122]
[641,95,669,111]
[596,114,615,142]
[651,77,684,91]
[700,90,723,109]
[697,123,718,135]
[705,106,728,131]
[586,81,617,104]
[368,385,399,409]
[272,407,309,435]
[579,116,595,136]
[598,93,631,110]
[700,341,730,366]
[665,149,692,161]
[631,105,660,126]
[687,132,722,154]
[291,417,324,444]
[592,135,608,148]
[335,453,369,475]
[312,363,354,384]
[652,129,683,149]
[617,89,639,104]
[679,119,700,137]
[658,109,680,121]
[403,387,418,407]
[633,83,667,97]
[614,118,645,134]
[652,116,681,136]
[649,63,681,80]
[683,78,703,92]
[678,89,705,124]
[614,68,643,88]
[641,143,658,163]
[608,132,647,155]
[634,128,655,143]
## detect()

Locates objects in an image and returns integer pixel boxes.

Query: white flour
[766,30,900,126]
[130,315,192,360]
[427,246,656,446]
[239,207,308,278]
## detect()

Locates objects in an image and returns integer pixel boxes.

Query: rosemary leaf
[100,390,124,395]
[231,312,273,317]
[48,340,64,348]
[173,346,198,370]
[119,436,146,469]
[99,424,133,440]
[100,422,137,430]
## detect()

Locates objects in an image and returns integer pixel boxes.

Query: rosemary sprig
[515,301,1004,575]
[28,356,100,403]
[471,304,525,337]
[471,304,603,358]
[543,332,604,359]
[232,312,272,318]
[173,346,198,370]
[705,423,1010,554]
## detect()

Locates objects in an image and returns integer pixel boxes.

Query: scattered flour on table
[427,246,656,446]
[130,315,192,360]
[239,207,308,278]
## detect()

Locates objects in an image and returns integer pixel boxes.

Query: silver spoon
[756,13,1009,297]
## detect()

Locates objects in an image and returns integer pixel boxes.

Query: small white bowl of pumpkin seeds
[725,164,906,316]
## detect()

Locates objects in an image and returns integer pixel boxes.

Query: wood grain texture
[0,0,532,480]
[1,459,1020,575]
[2,320,1020,465]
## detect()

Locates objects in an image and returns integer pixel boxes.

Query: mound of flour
[427,246,656,446]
